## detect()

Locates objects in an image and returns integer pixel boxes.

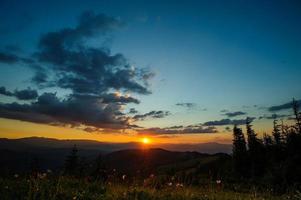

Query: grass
[0,176,299,200]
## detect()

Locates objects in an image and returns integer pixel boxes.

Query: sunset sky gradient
[0,0,300,145]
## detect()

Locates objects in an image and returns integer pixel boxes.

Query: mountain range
[0,137,232,173]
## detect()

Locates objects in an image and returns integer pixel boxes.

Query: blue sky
[0,0,300,141]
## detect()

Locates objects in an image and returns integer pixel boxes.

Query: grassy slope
[0,177,294,200]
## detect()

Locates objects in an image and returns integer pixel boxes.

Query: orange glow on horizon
[0,118,235,144]
[141,137,151,144]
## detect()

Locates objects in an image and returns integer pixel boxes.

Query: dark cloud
[223,111,246,117]
[0,86,13,96]
[268,99,301,112]
[166,125,184,129]
[0,86,38,100]
[129,108,138,114]
[133,110,170,121]
[137,125,217,135]
[100,93,140,104]
[14,88,38,100]
[0,92,131,131]
[175,102,197,109]
[203,117,255,126]
[0,11,156,132]
[259,114,291,120]
[0,52,20,64]
[31,11,151,96]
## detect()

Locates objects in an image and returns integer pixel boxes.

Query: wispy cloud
[268,99,301,112]
[137,124,217,135]
[133,110,170,121]
[203,117,255,126]
[223,111,246,118]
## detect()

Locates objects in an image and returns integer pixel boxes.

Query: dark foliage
[232,99,301,193]
[64,145,79,176]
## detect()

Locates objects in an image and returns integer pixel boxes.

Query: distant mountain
[0,137,140,152]
[0,137,232,154]
[0,137,232,173]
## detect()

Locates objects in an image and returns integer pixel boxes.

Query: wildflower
[14,174,19,178]
[149,174,155,178]
[216,179,222,184]
[122,174,126,180]
[167,182,172,186]
[37,173,47,179]
[176,183,184,187]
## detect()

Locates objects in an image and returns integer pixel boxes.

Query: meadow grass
[0,176,298,200]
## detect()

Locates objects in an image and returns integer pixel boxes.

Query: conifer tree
[272,119,282,146]
[292,98,301,133]
[246,117,265,177]
[232,125,248,178]
[263,133,273,147]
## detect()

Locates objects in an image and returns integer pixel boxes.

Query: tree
[232,125,248,178]
[263,133,273,147]
[292,98,301,133]
[246,117,265,177]
[272,119,282,146]
[64,145,79,176]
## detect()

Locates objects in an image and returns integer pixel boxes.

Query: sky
[0,0,300,145]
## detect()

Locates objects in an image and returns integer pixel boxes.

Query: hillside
[0,137,231,174]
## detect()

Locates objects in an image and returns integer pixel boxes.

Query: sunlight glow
[142,137,150,144]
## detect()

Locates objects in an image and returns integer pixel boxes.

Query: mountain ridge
[0,137,231,154]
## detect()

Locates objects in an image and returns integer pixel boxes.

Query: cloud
[0,86,13,96]
[0,52,20,64]
[0,86,38,100]
[0,11,155,132]
[258,114,291,120]
[133,110,170,121]
[223,111,246,117]
[0,92,131,131]
[203,117,255,126]
[100,93,140,104]
[268,99,301,112]
[129,108,138,114]
[14,88,38,100]
[175,102,197,109]
[137,125,217,135]
[33,11,151,95]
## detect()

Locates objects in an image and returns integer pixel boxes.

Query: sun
[141,137,150,144]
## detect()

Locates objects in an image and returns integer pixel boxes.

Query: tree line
[232,99,301,192]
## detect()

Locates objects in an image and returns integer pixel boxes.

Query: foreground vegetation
[1,176,299,200]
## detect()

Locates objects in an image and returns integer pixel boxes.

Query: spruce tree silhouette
[246,117,265,178]
[232,125,248,178]
[292,98,301,133]
[272,119,282,146]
